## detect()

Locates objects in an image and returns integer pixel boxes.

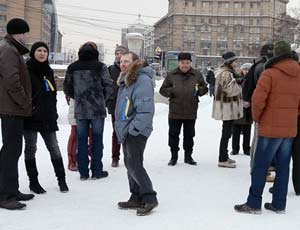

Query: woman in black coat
[23,42,68,193]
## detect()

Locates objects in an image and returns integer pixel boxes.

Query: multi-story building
[154,0,293,67]
[144,26,155,59]
[0,0,55,49]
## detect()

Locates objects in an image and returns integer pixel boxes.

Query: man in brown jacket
[159,52,207,166]
[0,18,33,210]
[235,41,300,214]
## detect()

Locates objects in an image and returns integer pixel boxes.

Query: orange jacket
[252,58,300,138]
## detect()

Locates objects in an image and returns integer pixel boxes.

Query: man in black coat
[107,45,128,167]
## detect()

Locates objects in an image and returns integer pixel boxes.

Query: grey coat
[115,61,154,144]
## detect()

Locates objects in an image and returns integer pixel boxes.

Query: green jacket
[159,67,207,119]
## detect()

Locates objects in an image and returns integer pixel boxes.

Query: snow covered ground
[1,81,300,230]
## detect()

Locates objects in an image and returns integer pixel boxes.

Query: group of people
[0,17,300,217]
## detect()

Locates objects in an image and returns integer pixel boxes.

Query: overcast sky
[56,0,300,63]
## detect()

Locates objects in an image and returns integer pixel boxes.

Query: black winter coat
[63,46,113,119]
[107,62,121,114]
[24,66,58,131]
[160,67,208,119]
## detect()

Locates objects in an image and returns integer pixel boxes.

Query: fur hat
[222,51,237,64]
[273,41,292,57]
[260,43,273,58]
[29,41,49,58]
[178,52,192,61]
[6,18,30,35]
[115,45,129,54]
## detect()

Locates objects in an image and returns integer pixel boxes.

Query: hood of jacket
[265,53,300,78]
[120,60,153,86]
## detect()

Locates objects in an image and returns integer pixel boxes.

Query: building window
[225,2,229,8]
[218,2,222,8]
[208,18,212,24]
[0,26,6,32]
[0,15,6,21]
[202,2,206,7]
[234,3,239,9]
[0,4,7,11]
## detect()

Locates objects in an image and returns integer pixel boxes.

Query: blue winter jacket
[115,61,154,144]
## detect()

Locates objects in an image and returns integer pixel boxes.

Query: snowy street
[1,86,300,230]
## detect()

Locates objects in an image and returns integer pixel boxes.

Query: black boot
[25,159,46,194]
[51,158,69,193]
[168,151,178,166]
[184,152,197,165]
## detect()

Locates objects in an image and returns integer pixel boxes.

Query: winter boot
[118,194,142,210]
[136,202,159,216]
[25,159,46,194]
[16,191,34,201]
[0,198,26,210]
[184,152,197,165]
[264,202,285,214]
[51,158,69,193]
[168,151,178,166]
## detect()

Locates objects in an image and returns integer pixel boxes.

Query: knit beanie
[6,18,30,35]
[178,52,192,61]
[115,45,129,54]
[260,43,273,58]
[222,51,237,64]
[273,41,292,57]
[29,41,49,58]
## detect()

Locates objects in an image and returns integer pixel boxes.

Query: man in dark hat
[107,45,129,167]
[0,18,34,210]
[212,51,243,168]
[160,52,207,166]
[242,43,274,172]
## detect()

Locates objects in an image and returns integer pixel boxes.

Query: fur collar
[265,53,299,69]
[117,60,147,87]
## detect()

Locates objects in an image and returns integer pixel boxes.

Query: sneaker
[218,160,236,168]
[0,198,26,210]
[228,158,236,164]
[91,171,109,180]
[111,160,119,168]
[184,158,197,165]
[136,202,158,216]
[168,158,177,166]
[264,203,285,214]
[16,191,34,201]
[234,203,262,214]
[118,200,142,210]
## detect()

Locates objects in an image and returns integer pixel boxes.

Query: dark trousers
[247,137,293,210]
[219,120,234,162]
[232,124,251,154]
[168,118,196,155]
[111,115,121,161]
[23,130,62,160]
[123,134,157,204]
[0,116,24,200]
[292,136,300,194]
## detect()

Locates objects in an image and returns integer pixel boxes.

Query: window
[0,26,5,32]
[218,2,222,8]
[225,3,229,8]
[202,2,206,7]
[0,4,7,11]
[0,15,6,21]
[208,18,212,24]
[234,3,239,9]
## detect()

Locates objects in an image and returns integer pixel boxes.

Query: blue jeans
[247,137,293,210]
[76,118,105,177]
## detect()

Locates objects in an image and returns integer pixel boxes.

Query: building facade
[0,0,57,49]
[154,0,291,67]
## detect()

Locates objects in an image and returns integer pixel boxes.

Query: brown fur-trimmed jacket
[212,64,243,121]
[115,60,155,143]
